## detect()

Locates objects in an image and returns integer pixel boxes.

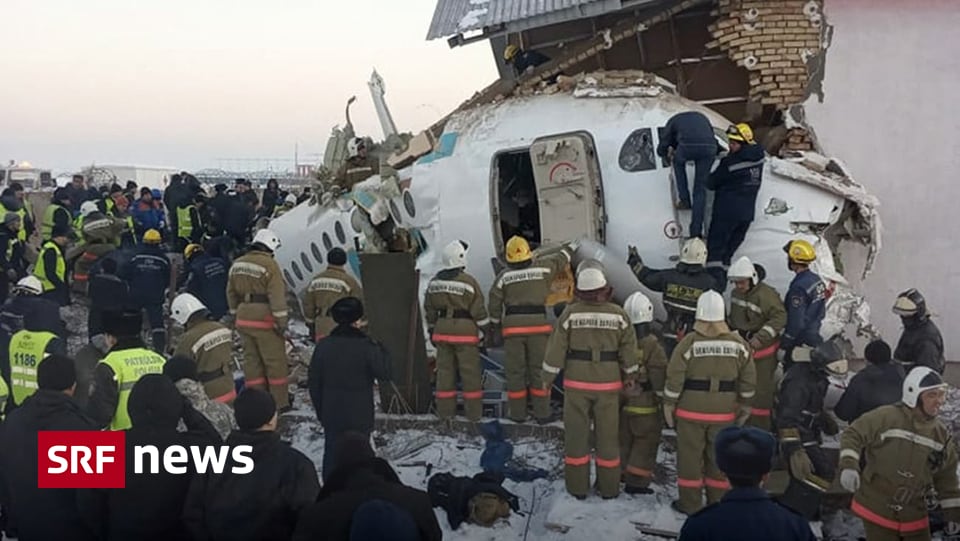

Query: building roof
[427,0,654,41]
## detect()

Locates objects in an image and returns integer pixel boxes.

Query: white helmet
[902,366,947,408]
[15,276,43,295]
[575,259,604,277]
[347,137,365,159]
[170,293,207,326]
[253,229,281,252]
[623,292,654,324]
[680,237,708,266]
[695,290,725,322]
[441,240,468,270]
[727,256,758,285]
[80,201,99,218]
[284,193,297,206]
[576,268,607,291]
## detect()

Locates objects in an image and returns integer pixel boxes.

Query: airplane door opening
[492,149,542,250]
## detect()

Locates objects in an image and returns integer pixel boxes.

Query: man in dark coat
[656,111,718,238]
[834,340,904,423]
[178,243,229,320]
[122,230,171,352]
[78,374,220,541]
[0,355,98,541]
[293,432,442,541]
[0,213,27,304]
[892,288,945,374]
[308,297,392,481]
[677,425,816,541]
[222,190,255,248]
[184,389,320,541]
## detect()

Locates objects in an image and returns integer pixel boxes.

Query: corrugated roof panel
[427,0,608,40]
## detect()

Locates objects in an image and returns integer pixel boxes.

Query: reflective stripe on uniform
[879,429,945,452]
[677,478,703,488]
[940,498,960,509]
[753,341,780,359]
[502,325,553,336]
[563,380,622,392]
[462,390,483,400]
[595,457,620,469]
[728,159,766,172]
[308,277,350,293]
[676,409,736,423]
[426,280,475,296]
[529,387,549,397]
[236,319,275,330]
[475,317,490,327]
[542,362,561,374]
[624,364,639,374]
[99,348,166,431]
[761,325,778,338]
[740,390,756,399]
[750,407,771,417]
[690,340,749,359]
[192,328,233,355]
[623,405,658,415]
[731,297,763,314]
[498,268,551,287]
[435,390,457,399]
[839,449,860,462]
[272,310,288,318]
[564,455,590,466]
[432,334,479,344]
[34,241,65,292]
[245,378,267,386]
[212,389,237,403]
[508,390,527,399]
[563,312,628,331]
[626,465,652,477]
[705,478,731,490]
[230,262,267,277]
[851,499,929,533]
[663,387,681,399]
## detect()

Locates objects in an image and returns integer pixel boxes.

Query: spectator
[130,187,166,238]
[834,340,904,423]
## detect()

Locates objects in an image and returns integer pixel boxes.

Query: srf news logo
[38,431,254,489]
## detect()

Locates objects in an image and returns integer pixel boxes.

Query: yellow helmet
[503,44,520,62]
[184,243,203,259]
[783,239,816,264]
[726,123,754,143]
[505,236,532,263]
[143,229,162,244]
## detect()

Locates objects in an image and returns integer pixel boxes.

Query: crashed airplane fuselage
[270,73,880,341]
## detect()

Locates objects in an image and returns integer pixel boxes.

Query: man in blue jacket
[122,229,171,352]
[657,111,718,239]
[780,239,826,367]
[705,123,766,286]
[678,425,816,541]
[178,243,229,320]
[130,188,166,240]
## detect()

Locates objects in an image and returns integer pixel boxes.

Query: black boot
[625,485,654,495]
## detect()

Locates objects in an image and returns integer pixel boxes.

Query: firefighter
[123,229,171,353]
[840,367,960,540]
[776,341,846,520]
[227,228,290,410]
[303,248,363,342]
[34,224,71,306]
[891,288,945,375]
[663,290,755,515]
[333,138,380,193]
[171,293,236,404]
[542,267,639,500]
[72,207,122,295]
[88,310,166,430]
[489,236,573,423]
[424,240,489,421]
[40,188,73,243]
[273,194,297,218]
[628,237,718,355]
[726,256,786,431]
[179,243,230,321]
[8,323,68,406]
[503,44,551,77]
[619,291,667,495]
[780,239,826,366]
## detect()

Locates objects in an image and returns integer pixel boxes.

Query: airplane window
[291,261,304,281]
[283,270,295,288]
[350,208,364,233]
[335,221,346,244]
[389,200,402,224]
[403,190,416,217]
[300,252,314,274]
[619,128,657,172]
[311,242,323,265]
[322,232,333,251]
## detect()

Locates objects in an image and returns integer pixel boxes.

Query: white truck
[1,161,55,190]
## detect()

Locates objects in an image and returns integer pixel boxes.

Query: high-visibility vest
[5,237,18,262]
[99,347,166,430]
[41,203,67,241]
[0,376,8,419]
[15,206,28,242]
[177,205,194,239]
[9,330,57,405]
[34,241,65,292]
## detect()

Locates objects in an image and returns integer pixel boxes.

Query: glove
[662,402,676,429]
[749,337,763,351]
[820,411,839,436]
[945,522,960,535]
[734,404,751,427]
[776,348,786,363]
[789,449,813,481]
[627,245,643,274]
[839,468,860,493]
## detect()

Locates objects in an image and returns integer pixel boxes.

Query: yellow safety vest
[15,207,27,242]
[6,237,18,262]
[34,241,65,292]
[41,203,67,241]
[9,330,57,405]
[0,376,8,419]
[177,205,194,240]
[99,347,166,430]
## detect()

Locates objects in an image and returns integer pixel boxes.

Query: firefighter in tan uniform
[171,293,237,404]
[726,256,786,431]
[542,267,639,499]
[663,290,756,515]
[840,366,960,541]
[226,229,290,410]
[490,236,573,423]
[302,247,363,341]
[333,138,380,193]
[424,240,489,421]
[619,291,668,495]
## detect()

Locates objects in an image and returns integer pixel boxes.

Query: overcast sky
[0,0,497,173]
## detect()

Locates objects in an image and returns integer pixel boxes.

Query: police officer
[490,236,573,423]
[123,229,171,353]
[424,240,489,421]
[677,426,817,541]
[171,293,236,404]
[705,124,765,285]
[8,323,68,406]
[780,239,826,366]
[1,277,64,395]
[776,341,846,519]
[88,310,166,430]
[176,196,203,252]
[628,237,718,355]
[663,291,755,515]
[726,256,786,431]
[840,367,960,540]
[542,267,639,500]
[41,188,73,243]
[303,248,363,342]
[620,292,667,495]
[34,224,71,306]
[227,228,290,410]
[891,288,945,374]
[179,243,229,321]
